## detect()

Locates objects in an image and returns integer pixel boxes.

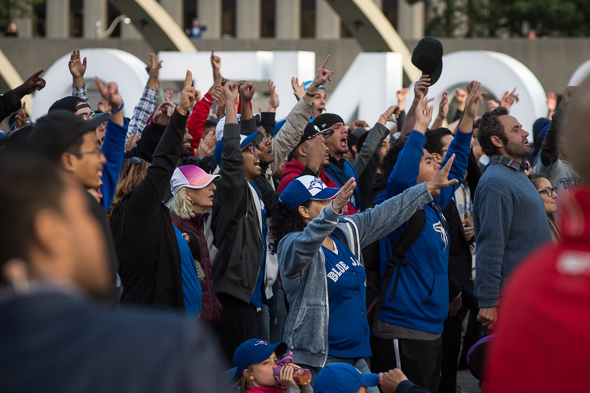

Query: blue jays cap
[232,339,288,378]
[278,175,340,212]
[314,363,380,393]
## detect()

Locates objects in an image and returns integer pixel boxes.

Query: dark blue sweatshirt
[376,129,471,334]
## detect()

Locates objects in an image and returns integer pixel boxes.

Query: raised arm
[126,53,161,139]
[69,49,88,100]
[355,105,400,176]
[538,86,575,167]
[123,71,195,219]
[271,55,334,174]
[401,75,430,136]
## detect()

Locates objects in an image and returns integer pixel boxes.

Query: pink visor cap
[170,165,220,196]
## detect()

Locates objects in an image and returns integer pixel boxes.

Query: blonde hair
[166,187,195,220]
[107,158,149,219]
[239,365,255,392]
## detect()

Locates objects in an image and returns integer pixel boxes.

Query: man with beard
[473,106,552,330]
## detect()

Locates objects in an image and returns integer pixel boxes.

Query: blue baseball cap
[304,81,325,91]
[213,130,263,165]
[314,363,380,393]
[233,339,288,378]
[279,176,340,212]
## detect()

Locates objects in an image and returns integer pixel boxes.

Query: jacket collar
[490,155,529,172]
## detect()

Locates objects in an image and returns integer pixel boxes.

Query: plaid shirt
[72,84,156,140]
[71,84,88,101]
[127,86,157,139]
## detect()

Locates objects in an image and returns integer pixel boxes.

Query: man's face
[70,132,106,190]
[258,129,274,166]
[305,133,331,169]
[498,115,532,160]
[182,129,193,157]
[242,143,262,181]
[61,183,110,296]
[325,122,349,158]
[417,148,440,186]
[313,89,326,117]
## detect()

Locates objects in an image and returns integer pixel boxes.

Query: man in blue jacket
[371,82,483,392]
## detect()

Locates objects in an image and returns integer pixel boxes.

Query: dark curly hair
[268,200,311,255]
[477,106,509,157]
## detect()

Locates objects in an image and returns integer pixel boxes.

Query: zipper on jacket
[321,247,330,368]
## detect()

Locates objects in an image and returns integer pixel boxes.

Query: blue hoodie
[376,129,471,334]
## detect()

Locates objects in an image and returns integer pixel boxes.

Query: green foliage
[0,0,42,34]
[411,0,590,37]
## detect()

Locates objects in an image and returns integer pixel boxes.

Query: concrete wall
[1,37,588,96]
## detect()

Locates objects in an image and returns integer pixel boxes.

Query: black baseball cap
[297,122,334,147]
[30,110,109,161]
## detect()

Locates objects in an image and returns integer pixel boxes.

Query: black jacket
[211,122,264,304]
[110,110,187,311]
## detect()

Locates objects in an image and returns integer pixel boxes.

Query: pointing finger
[319,55,330,69]
[184,70,193,89]
[94,77,106,95]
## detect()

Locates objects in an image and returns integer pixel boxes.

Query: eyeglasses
[538,187,557,197]
[242,144,259,154]
[77,111,97,121]
[73,148,102,157]
[262,134,273,143]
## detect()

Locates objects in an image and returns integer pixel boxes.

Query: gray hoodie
[278,182,433,368]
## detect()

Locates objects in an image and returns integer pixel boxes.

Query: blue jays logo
[255,340,269,346]
[433,222,448,250]
[308,178,324,192]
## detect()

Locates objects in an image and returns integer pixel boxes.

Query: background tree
[0,0,42,35]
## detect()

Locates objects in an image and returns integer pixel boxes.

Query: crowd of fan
[0,47,585,393]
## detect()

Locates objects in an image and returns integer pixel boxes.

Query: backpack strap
[371,208,426,328]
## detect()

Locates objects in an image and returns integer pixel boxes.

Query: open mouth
[254,160,261,170]
[340,136,348,148]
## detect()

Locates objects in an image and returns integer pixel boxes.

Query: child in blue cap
[233,339,314,393]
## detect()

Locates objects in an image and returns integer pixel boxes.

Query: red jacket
[186,93,214,154]
[485,187,590,392]
[278,158,357,215]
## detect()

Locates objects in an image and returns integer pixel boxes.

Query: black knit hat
[312,113,344,132]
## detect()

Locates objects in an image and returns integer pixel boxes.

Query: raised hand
[124,134,140,152]
[210,48,221,80]
[153,101,177,126]
[177,70,196,115]
[332,177,356,214]
[95,77,123,109]
[15,103,27,130]
[69,49,87,86]
[464,81,485,119]
[455,87,468,112]
[13,69,46,104]
[224,80,239,105]
[426,154,458,196]
[146,53,163,89]
[291,77,305,101]
[486,100,499,111]
[414,75,431,99]
[379,105,401,125]
[97,98,110,113]
[96,77,124,125]
[309,55,334,92]
[562,85,577,105]
[546,91,557,113]
[414,95,434,133]
[196,130,217,159]
[432,91,449,129]
[164,89,174,102]
[499,88,519,109]
[397,87,409,111]
[267,79,280,111]
[239,81,256,102]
